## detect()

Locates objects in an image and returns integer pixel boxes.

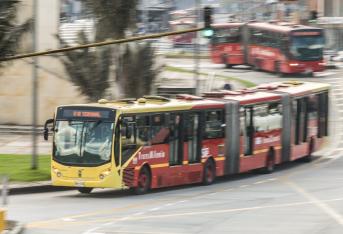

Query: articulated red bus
[210,22,326,75]
[45,81,329,194]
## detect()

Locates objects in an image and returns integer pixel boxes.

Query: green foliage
[119,42,156,98]
[84,0,137,41]
[60,0,158,101]
[0,0,31,66]
[0,155,50,182]
[59,32,110,102]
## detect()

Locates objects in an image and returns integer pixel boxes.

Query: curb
[4,182,72,195]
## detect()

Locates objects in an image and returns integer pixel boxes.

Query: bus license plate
[75,180,85,187]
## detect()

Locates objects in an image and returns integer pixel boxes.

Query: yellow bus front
[50,106,123,190]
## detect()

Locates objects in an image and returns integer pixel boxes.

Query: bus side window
[151,114,170,145]
[204,110,224,139]
[136,115,151,146]
[120,116,138,165]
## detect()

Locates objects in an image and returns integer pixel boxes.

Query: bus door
[242,106,254,156]
[186,112,202,164]
[292,98,309,159]
[293,98,307,145]
[183,112,203,183]
[168,113,184,185]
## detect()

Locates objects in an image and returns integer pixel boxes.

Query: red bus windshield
[290,34,324,61]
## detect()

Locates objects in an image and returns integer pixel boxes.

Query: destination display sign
[292,31,321,36]
[56,107,115,120]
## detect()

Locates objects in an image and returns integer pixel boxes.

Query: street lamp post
[31,0,38,170]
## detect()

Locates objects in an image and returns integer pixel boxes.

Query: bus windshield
[212,27,241,44]
[53,120,114,166]
[290,35,324,61]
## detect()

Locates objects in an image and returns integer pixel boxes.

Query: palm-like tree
[0,0,31,66]
[60,0,157,101]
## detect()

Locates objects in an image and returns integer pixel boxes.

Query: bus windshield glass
[53,120,114,166]
[290,34,324,61]
[212,27,241,44]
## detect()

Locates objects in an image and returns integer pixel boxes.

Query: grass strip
[0,155,50,182]
[165,66,256,88]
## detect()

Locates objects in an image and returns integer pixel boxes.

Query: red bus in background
[210,23,245,68]
[247,22,326,76]
[209,22,326,76]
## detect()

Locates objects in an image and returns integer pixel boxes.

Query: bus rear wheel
[203,160,216,185]
[77,187,93,194]
[302,139,314,162]
[275,61,284,77]
[262,150,275,174]
[134,166,151,195]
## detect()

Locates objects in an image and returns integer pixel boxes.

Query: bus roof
[256,81,330,97]
[62,97,225,114]
[247,22,323,33]
[211,23,244,28]
[59,82,329,113]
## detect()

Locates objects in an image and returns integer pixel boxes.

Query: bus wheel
[134,166,151,195]
[203,160,216,185]
[77,187,93,194]
[275,61,284,77]
[303,139,314,162]
[263,151,275,174]
[253,59,260,71]
[222,54,232,68]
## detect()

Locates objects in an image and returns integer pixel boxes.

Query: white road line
[268,178,277,181]
[113,197,343,222]
[149,207,161,212]
[224,188,233,191]
[254,180,267,184]
[164,203,174,207]
[208,192,217,196]
[284,181,343,226]
[62,218,75,222]
[133,212,145,216]
[239,185,249,188]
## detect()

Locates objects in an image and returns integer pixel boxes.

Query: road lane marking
[149,207,161,211]
[239,185,249,188]
[94,197,343,222]
[283,180,343,226]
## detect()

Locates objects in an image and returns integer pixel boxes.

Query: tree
[0,0,31,67]
[59,32,110,102]
[120,42,156,98]
[60,0,158,101]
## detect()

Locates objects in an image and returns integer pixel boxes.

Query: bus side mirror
[44,118,54,141]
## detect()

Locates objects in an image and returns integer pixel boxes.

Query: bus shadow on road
[62,155,324,199]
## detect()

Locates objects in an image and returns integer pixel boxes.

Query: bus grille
[123,168,135,187]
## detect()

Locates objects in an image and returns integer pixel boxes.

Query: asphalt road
[4,60,343,234]
[7,155,343,234]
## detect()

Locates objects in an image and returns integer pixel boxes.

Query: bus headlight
[57,172,62,177]
[289,63,299,67]
[99,170,110,180]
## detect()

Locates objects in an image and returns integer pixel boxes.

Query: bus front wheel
[77,187,93,194]
[134,166,151,195]
[203,160,216,185]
